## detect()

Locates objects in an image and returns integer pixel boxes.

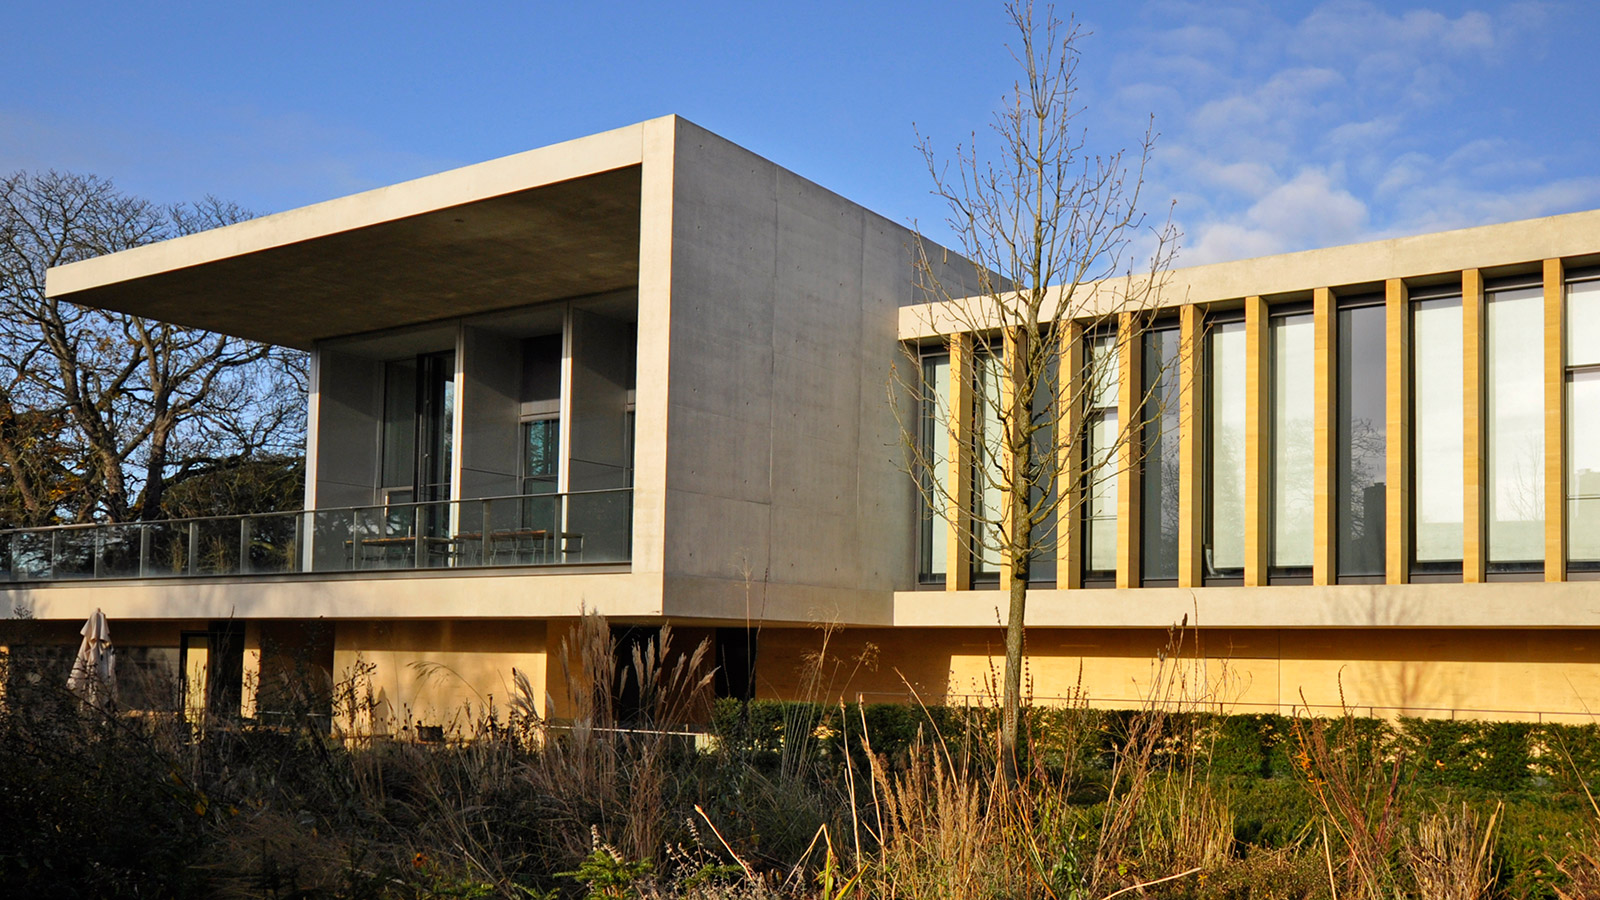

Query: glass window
[1270,313,1315,573]
[1028,355,1059,585]
[380,352,455,506]
[1486,286,1544,570]
[522,418,561,495]
[1567,279,1600,567]
[1084,333,1119,579]
[1141,326,1181,583]
[1337,301,1386,579]
[1206,320,1247,578]
[973,346,1005,579]
[381,359,418,495]
[919,353,951,582]
[1412,296,1463,569]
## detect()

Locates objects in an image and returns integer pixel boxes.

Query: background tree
[0,170,307,527]
[899,2,1179,769]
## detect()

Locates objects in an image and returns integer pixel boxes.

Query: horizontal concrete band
[898,208,1600,340]
[6,573,1597,630]
[896,581,1600,629]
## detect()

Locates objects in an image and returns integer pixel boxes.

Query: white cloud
[1107,0,1589,266]
[1180,167,1369,264]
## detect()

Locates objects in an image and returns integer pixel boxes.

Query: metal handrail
[0,487,629,537]
[0,488,633,582]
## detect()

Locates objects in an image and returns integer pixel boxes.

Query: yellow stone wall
[751,625,1600,724]
[331,619,548,735]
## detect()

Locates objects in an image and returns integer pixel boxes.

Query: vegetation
[0,170,306,528]
[895,0,1179,770]
[1,613,1597,898]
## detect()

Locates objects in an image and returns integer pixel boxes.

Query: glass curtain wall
[379,351,456,506]
[1029,355,1058,584]
[1206,319,1247,580]
[1083,332,1119,580]
[1270,312,1315,576]
[1412,295,1464,572]
[380,359,419,504]
[919,353,951,582]
[522,419,560,494]
[943,341,1058,586]
[1141,325,1181,583]
[973,345,1005,580]
[416,352,456,503]
[1567,277,1600,569]
[1337,300,1386,579]
[1486,285,1544,572]
[519,333,563,534]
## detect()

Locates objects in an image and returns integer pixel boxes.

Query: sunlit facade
[2,118,1598,728]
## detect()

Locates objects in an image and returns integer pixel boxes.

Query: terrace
[0,488,632,583]
[17,135,652,594]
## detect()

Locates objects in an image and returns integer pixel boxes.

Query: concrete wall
[658,119,983,623]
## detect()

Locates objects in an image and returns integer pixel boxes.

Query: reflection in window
[1141,326,1181,583]
[973,346,1005,579]
[1084,333,1119,579]
[1271,313,1315,573]
[381,359,418,503]
[1567,278,1600,567]
[1412,296,1463,570]
[1206,320,1247,578]
[1337,300,1386,579]
[918,353,951,582]
[1486,286,1544,571]
[522,418,561,495]
[380,351,455,508]
[1029,355,1059,585]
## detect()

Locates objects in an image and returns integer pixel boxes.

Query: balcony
[0,489,631,583]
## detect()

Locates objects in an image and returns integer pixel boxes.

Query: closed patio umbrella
[66,607,116,708]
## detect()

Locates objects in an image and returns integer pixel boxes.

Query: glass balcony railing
[0,489,631,583]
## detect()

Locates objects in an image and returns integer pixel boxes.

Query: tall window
[379,351,456,506]
[522,418,560,494]
[1029,355,1059,585]
[1412,294,1463,573]
[380,359,419,504]
[417,352,455,503]
[1083,332,1119,581]
[973,345,1005,580]
[1567,276,1600,569]
[1141,325,1181,584]
[918,353,951,583]
[1270,312,1315,576]
[1205,319,1247,580]
[1337,298,1386,580]
[1486,284,1544,572]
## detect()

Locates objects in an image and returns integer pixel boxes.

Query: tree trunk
[1001,544,1030,780]
[139,408,175,520]
[1000,325,1034,780]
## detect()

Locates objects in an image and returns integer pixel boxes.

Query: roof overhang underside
[44,166,643,350]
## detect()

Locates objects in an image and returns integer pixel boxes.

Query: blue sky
[2,1,1595,267]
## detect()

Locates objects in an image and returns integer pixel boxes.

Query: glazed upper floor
[905,207,1600,593]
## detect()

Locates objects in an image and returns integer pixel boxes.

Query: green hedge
[709,698,1600,791]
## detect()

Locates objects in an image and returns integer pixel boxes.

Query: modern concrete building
[4,115,1598,727]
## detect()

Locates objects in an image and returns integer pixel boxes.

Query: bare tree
[896,2,1180,769]
[0,170,307,525]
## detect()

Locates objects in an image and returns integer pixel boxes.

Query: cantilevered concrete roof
[45,120,655,350]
